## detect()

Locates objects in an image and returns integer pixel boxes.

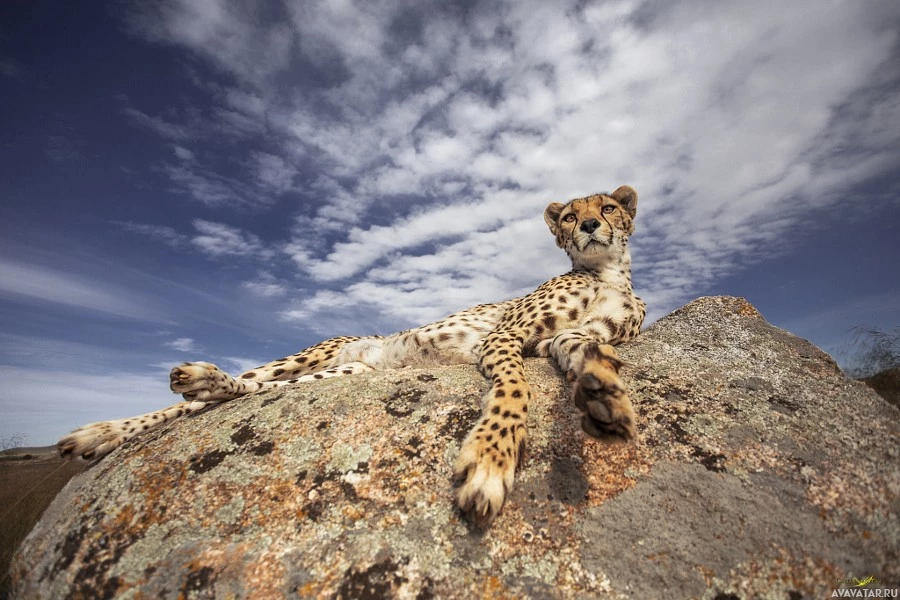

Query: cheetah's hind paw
[169,361,240,403]
[58,421,130,460]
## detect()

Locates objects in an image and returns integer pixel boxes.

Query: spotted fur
[59,185,647,525]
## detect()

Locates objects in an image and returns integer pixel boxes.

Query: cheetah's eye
[602,205,616,214]
[563,214,576,223]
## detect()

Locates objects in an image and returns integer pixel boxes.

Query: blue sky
[1,1,898,447]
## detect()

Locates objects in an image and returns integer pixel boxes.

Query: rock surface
[11,296,900,599]
[861,366,900,409]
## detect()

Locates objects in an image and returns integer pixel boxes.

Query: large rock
[11,297,900,598]
[861,366,900,409]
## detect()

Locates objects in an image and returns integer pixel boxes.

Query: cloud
[122,106,195,141]
[165,337,201,352]
[218,356,265,375]
[173,145,195,160]
[242,271,288,298]
[190,219,273,258]
[44,134,87,163]
[115,220,279,266]
[0,57,25,80]
[0,256,165,321]
[164,162,275,208]
[115,221,189,248]
[251,151,299,194]
[123,0,294,88]
[119,0,900,332]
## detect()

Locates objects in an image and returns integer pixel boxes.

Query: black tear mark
[189,449,234,474]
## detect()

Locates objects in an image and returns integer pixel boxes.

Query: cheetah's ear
[544,202,565,235]
[610,186,638,218]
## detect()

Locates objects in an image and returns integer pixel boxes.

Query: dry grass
[0,452,86,599]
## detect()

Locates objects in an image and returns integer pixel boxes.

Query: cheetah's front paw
[573,370,636,440]
[453,433,520,527]
[170,361,241,403]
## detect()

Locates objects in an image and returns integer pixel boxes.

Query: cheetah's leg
[58,400,210,460]
[454,331,529,526]
[58,337,369,461]
[169,336,369,403]
[539,331,636,439]
[58,361,377,461]
[236,335,366,382]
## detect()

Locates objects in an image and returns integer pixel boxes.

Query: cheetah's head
[543,185,637,269]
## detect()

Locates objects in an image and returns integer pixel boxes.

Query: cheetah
[59,185,646,525]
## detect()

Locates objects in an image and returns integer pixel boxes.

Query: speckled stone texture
[11,296,900,599]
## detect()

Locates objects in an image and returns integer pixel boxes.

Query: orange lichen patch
[806,461,896,521]
[581,438,652,505]
[727,442,785,473]
[476,575,517,600]
[735,299,763,319]
[715,547,844,598]
[128,458,192,520]
[110,502,139,530]
[341,505,365,521]
[296,580,325,598]
[243,551,288,597]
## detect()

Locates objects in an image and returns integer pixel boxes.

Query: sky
[1,0,899,447]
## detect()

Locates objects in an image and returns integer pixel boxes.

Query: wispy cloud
[165,337,201,353]
[242,271,288,298]
[173,145,195,160]
[121,106,196,141]
[44,134,87,163]
[115,219,277,264]
[115,221,189,248]
[119,0,900,331]
[163,162,274,208]
[218,356,265,375]
[0,256,165,321]
[0,57,25,80]
[190,219,273,258]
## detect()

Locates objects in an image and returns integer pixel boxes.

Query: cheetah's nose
[580,219,600,234]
